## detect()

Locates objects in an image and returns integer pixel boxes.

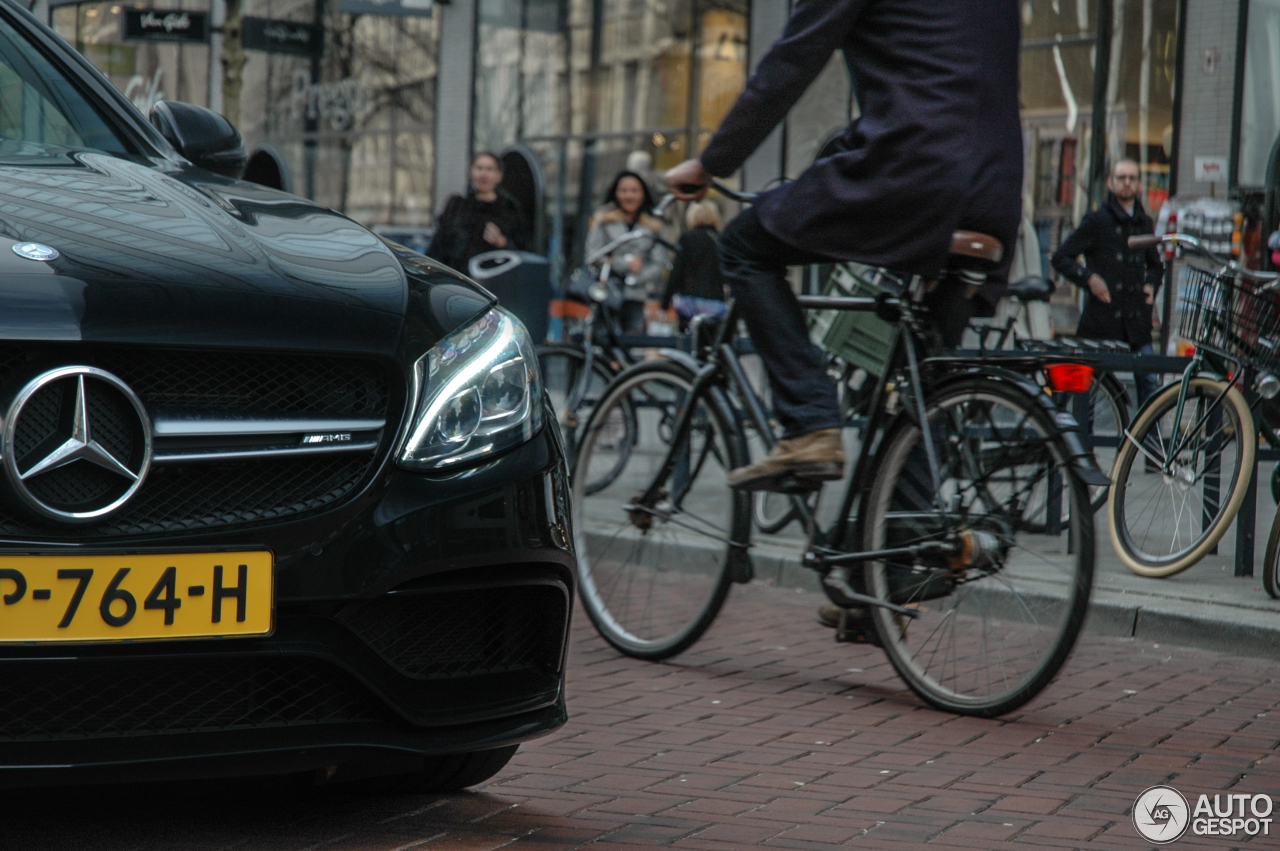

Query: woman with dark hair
[427,151,527,273]
[584,170,670,334]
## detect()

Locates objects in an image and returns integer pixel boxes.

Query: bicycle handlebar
[1126,234,1162,250]
[653,193,677,218]
[671,179,759,203]
[1132,232,1280,285]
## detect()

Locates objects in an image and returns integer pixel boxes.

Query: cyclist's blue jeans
[720,207,843,438]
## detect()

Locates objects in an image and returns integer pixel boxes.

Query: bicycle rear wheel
[860,378,1094,717]
[572,361,751,659]
[1108,378,1253,577]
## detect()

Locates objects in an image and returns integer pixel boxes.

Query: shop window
[1238,0,1280,188]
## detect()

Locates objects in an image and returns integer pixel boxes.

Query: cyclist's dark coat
[699,0,1023,281]
[1051,193,1163,347]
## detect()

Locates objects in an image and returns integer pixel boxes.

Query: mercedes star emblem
[12,242,59,262]
[3,367,153,523]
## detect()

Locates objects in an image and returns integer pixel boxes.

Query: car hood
[0,148,490,356]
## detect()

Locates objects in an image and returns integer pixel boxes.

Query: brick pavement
[3,581,1280,850]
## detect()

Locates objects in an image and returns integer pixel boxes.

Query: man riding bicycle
[667,0,1024,493]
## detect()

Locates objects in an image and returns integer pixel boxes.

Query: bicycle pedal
[772,475,825,495]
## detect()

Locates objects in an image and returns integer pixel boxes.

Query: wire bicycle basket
[1179,263,1280,371]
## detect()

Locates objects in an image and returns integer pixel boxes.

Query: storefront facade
[35,0,1279,281]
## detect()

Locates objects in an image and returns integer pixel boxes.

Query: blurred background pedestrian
[661,199,727,330]
[585,170,670,334]
[427,151,527,274]
[1052,158,1164,403]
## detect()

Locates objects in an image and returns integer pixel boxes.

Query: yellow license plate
[0,551,273,643]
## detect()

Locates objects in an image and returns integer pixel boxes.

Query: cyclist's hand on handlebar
[666,159,711,200]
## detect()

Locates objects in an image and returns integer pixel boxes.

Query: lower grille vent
[0,657,384,741]
[339,585,568,680]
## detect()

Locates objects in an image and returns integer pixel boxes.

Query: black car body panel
[0,0,573,786]
[0,149,496,354]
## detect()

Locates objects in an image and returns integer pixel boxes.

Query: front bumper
[0,425,575,786]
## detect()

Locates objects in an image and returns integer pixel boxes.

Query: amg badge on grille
[2,367,153,523]
[302,433,352,445]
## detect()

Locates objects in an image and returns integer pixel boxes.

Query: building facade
[35,0,1280,282]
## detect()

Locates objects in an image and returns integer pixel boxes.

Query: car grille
[94,349,390,415]
[0,346,395,538]
[339,585,569,680]
[0,657,385,741]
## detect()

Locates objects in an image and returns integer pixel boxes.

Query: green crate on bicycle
[817,263,895,377]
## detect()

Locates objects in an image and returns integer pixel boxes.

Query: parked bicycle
[537,196,677,492]
[1109,232,1280,578]
[571,183,1108,717]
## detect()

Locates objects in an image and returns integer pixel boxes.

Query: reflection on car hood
[0,149,482,356]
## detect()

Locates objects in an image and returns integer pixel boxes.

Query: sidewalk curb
[747,544,1280,660]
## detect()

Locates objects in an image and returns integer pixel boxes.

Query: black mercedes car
[0,0,574,789]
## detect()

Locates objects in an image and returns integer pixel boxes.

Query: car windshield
[0,13,128,156]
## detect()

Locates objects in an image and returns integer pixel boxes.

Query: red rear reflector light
[1046,363,1094,393]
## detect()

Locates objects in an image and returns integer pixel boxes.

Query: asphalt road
[4,581,1279,850]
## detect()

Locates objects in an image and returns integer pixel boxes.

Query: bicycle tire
[537,342,616,438]
[1088,372,1130,514]
[1264,503,1280,599]
[860,378,1094,717]
[537,343,633,494]
[572,360,751,660]
[1108,378,1254,577]
[754,490,800,534]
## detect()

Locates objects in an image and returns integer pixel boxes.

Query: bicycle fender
[656,347,705,376]
[935,368,1112,488]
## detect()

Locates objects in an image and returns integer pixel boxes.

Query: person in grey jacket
[585,171,670,334]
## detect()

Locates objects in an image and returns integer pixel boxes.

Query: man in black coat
[1051,159,1164,402]
[667,0,1023,491]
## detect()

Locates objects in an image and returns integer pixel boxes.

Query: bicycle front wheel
[861,378,1094,717]
[572,361,751,660]
[1108,378,1254,577]
[1264,502,1280,599]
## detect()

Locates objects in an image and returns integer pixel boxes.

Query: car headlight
[398,308,542,470]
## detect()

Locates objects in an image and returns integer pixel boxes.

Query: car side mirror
[148,100,247,180]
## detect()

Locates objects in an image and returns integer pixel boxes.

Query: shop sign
[290,70,372,131]
[1194,156,1229,184]
[338,0,432,17]
[242,17,322,56]
[123,10,208,43]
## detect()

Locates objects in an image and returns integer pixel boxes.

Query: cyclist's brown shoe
[727,428,844,492]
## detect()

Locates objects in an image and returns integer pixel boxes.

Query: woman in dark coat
[661,200,727,329]
[427,151,526,273]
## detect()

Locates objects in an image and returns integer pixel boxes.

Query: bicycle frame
[630,281,957,616]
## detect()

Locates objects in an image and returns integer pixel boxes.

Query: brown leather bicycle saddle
[948,230,1004,270]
